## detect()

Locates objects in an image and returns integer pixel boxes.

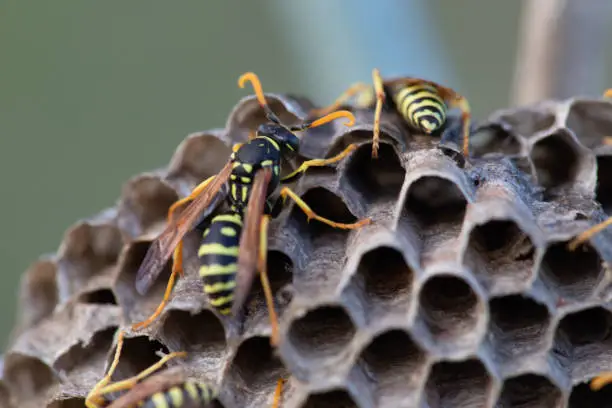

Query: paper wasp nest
[4,93,612,408]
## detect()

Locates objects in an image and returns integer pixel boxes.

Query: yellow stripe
[413,108,444,124]
[213,214,243,225]
[151,393,169,408]
[241,185,248,201]
[200,263,237,277]
[218,307,232,315]
[231,183,237,200]
[274,165,279,176]
[184,382,199,401]
[199,384,212,401]
[230,174,237,180]
[408,100,445,126]
[241,176,251,183]
[261,159,273,167]
[220,227,236,237]
[209,294,233,307]
[242,163,253,173]
[204,280,237,293]
[232,162,241,169]
[198,244,239,257]
[168,387,184,406]
[259,135,280,151]
[397,87,444,115]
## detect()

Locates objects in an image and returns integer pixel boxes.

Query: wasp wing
[105,368,191,408]
[232,167,273,316]
[134,161,233,295]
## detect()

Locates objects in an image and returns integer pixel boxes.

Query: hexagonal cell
[53,326,116,373]
[566,99,612,149]
[289,187,361,237]
[569,381,612,408]
[159,309,226,354]
[107,335,171,382]
[417,275,483,349]
[77,288,117,305]
[425,358,493,408]
[117,174,179,238]
[343,141,405,202]
[344,246,413,323]
[167,131,232,183]
[56,223,123,300]
[496,374,562,408]
[357,329,427,405]
[403,176,468,232]
[3,353,57,401]
[226,336,286,405]
[301,389,358,408]
[47,398,85,408]
[469,123,522,157]
[243,250,294,321]
[487,295,551,364]
[467,219,536,293]
[287,305,356,362]
[113,240,172,323]
[552,307,612,381]
[228,94,307,133]
[538,241,603,302]
[498,107,557,138]
[17,259,58,330]
[596,154,612,213]
[530,131,585,188]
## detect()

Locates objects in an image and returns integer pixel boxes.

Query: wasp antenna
[291,110,355,132]
[238,72,281,124]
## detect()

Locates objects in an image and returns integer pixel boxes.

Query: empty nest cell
[344,246,413,323]
[18,260,58,330]
[566,99,612,149]
[107,335,172,382]
[117,175,179,238]
[167,132,232,183]
[496,373,562,408]
[552,307,612,381]
[3,353,57,401]
[467,219,536,292]
[569,381,612,408]
[417,275,483,348]
[487,295,551,364]
[596,154,612,213]
[344,141,405,201]
[497,107,557,139]
[226,336,286,402]
[530,131,582,189]
[77,288,118,305]
[53,327,117,374]
[357,329,427,404]
[300,389,358,408]
[158,309,226,354]
[47,398,86,408]
[287,305,356,362]
[537,241,603,302]
[403,176,468,233]
[425,358,493,408]
[469,124,522,157]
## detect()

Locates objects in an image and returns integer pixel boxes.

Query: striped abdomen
[198,212,243,315]
[137,381,216,408]
[391,83,447,134]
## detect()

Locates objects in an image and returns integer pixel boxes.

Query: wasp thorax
[257,123,300,154]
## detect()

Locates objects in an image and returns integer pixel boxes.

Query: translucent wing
[232,167,272,315]
[134,161,233,295]
[105,369,188,408]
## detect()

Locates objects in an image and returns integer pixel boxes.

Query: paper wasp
[85,330,284,408]
[311,68,472,159]
[130,72,372,346]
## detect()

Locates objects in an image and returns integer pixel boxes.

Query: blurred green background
[0,1,609,348]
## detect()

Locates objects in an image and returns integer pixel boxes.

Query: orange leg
[271,378,285,408]
[258,215,279,347]
[309,82,371,117]
[568,217,612,251]
[371,68,386,159]
[592,372,612,391]
[447,95,472,157]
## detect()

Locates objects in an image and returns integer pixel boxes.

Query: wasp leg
[86,330,127,408]
[258,215,280,347]
[568,217,612,251]
[271,378,285,408]
[592,372,612,391]
[371,68,386,159]
[92,350,187,398]
[233,142,245,152]
[446,95,472,157]
[281,143,358,183]
[279,187,372,229]
[131,264,180,331]
[310,82,371,117]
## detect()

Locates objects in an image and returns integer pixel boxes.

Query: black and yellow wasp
[85,330,286,408]
[131,72,371,345]
[311,68,472,159]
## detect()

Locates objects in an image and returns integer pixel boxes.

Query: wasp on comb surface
[85,330,216,408]
[131,72,372,345]
[311,68,472,159]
